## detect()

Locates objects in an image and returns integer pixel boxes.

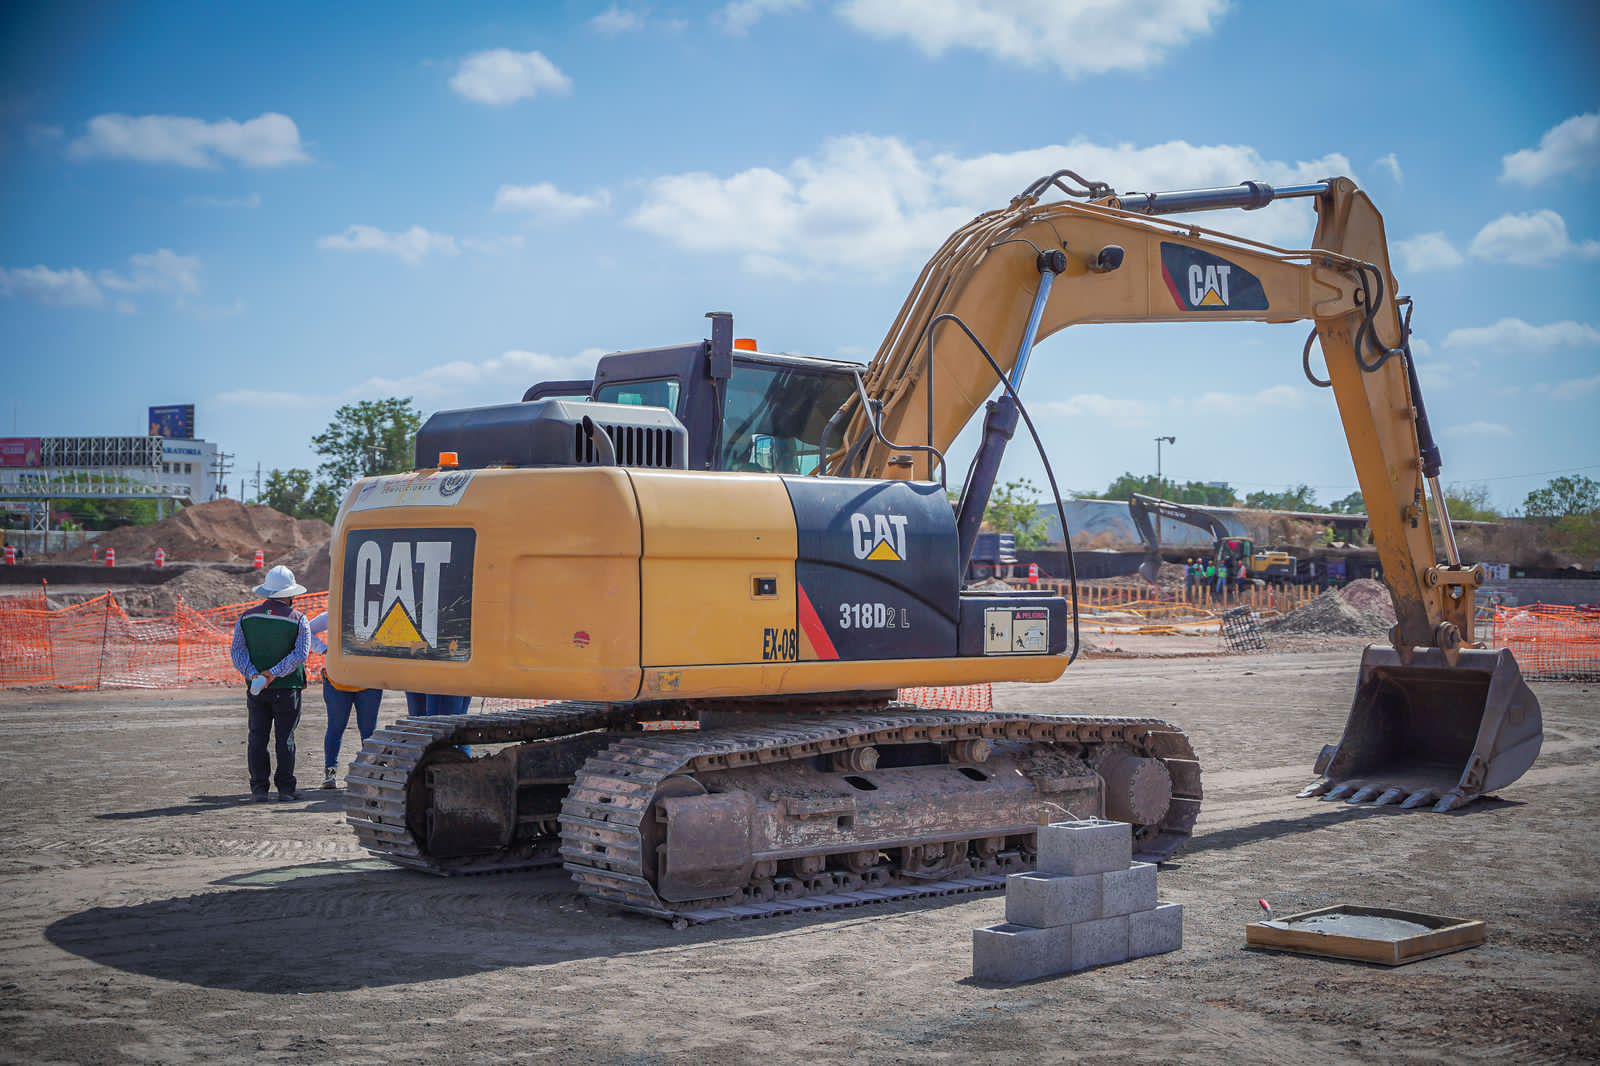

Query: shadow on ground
[45,860,985,994]
[97,794,346,819]
[1185,796,1522,855]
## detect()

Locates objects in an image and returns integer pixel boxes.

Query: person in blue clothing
[308,611,383,789]
[230,565,311,802]
[404,692,472,717]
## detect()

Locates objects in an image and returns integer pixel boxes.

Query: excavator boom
[833,173,1540,812]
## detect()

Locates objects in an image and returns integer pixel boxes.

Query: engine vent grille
[574,423,676,468]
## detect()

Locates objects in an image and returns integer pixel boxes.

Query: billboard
[148,404,195,440]
[0,438,42,468]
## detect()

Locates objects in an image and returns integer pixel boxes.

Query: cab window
[595,378,681,413]
[719,361,855,475]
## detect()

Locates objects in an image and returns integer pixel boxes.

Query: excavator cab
[1302,646,1542,811]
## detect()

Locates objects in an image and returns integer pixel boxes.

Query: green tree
[262,467,342,523]
[1443,483,1500,522]
[985,478,1051,549]
[1523,475,1600,518]
[312,397,424,495]
[1101,472,1238,507]
[1243,485,1327,512]
[1329,491,1365,514]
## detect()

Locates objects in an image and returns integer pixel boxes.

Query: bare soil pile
[276,541,331,593]
[51,500,330,567]
[111,567,263,615]
[1265,578,1396,637]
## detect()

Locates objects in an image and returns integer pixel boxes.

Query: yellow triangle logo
[866,539,903,562]
[1198,287,1227,307]
[372,600,427,649]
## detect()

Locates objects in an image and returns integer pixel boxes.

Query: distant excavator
[326,169,1542,922]
[1128,492,1296,586]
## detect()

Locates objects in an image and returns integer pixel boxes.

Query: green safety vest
[240,610,306,691]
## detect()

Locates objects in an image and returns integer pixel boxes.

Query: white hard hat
[253,564,306,599]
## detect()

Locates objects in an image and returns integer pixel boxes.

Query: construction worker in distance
[230,564,311,802]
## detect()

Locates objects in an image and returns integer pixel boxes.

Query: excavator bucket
[1297,647,1542,813]
[1137,553,1162,585]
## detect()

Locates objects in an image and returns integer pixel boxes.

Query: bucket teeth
[1297,780,1332,799]
[1432,789,1470,813]
[1346,785,1383,805]
[1373,787,1406,806]
[1399,788,1437,810]
[1322,784,1355,802]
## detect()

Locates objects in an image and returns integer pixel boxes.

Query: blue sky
[2,0,1597,510]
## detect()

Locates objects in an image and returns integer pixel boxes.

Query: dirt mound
[50,500,331,566]
[111,567,263,615]
[1265,579,1396,637]
[276,541,331,593]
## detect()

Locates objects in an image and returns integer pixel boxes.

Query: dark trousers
[247,687,302,794]
[323,681,382,769]
[404,692,472,717]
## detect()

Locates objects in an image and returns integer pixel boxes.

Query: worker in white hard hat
[230,564,311,802]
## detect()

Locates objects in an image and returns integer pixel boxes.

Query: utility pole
[1154,435,1176,557]
[250,462,262,503]
[210,450,235,501]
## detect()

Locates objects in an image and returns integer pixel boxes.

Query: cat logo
[1189,263,1232,307]
[1160,243,1268,312]
[850,511,909,562]
[343,528,475,661]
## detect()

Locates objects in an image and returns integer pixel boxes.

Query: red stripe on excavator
[796,583,840,661]
[1160,260,1187,310]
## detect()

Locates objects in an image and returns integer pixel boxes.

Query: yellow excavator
[327,171,1542,922]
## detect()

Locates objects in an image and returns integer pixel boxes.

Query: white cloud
[717,0,808,34]
[355,349,604,401]
[1442,421,1512,439]
[1392,232,1463,274]
[214,389,316,408]
[99,249,202,296]
[631,134,1351,279]
[1468,209,1600,266]
[1443,318,1600,350]
[1374,152,1403,184]
[1501,111,1600,186]
[449,49,572,106]
[590,6,644,32]
[837,0,1226,77]
[1190,384,1304,416]
[1,249,203,311]
[186,192,261,209]
[494,182,611,219]
[317,225,460,266]
[0,265,105,309]
[1543,373,1600,400]
[459,234,526,255]
[1039,393,1153,421]
[68,112,308,168]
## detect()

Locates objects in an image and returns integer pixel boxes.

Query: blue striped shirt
[231,600,311,682]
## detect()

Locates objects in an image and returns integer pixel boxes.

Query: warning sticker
[348,470,474,513]
[983,607,1050,655]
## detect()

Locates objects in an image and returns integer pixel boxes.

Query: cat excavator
[327,171,1542,922]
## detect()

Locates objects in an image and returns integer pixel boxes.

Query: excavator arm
[835,176,1468,655]
[1127,492,1233,584]
[833,173,1541,811]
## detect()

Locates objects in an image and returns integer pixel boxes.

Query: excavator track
[345,702,639,875]
[559,708,1201,923]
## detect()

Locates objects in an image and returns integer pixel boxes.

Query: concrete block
[1100,861,1158,918]
[1068,914,1129,972]
[1036,818,1131,877]
[1005,871,1102,928]
[1128,902,1184,959]
[972,922,1072,984]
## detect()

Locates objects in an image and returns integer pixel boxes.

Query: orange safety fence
[1020,579,1318,617]
[0,590,330,691]
[1,589,994,709]
[1492,604,1600,681]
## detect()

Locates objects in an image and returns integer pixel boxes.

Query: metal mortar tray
[1245,904,1485,966]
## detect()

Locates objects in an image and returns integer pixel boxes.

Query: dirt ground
[1,651,1596,1064]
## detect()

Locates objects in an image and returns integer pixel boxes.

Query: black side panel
[957,592,1069,657]
[343,528,476,661]
[782,477,958,660]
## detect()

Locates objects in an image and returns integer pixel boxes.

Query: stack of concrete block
[972,818,1183,983]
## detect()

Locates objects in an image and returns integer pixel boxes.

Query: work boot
[322,767,338,790]
[278,789,300,802]
[252,790,270,803]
